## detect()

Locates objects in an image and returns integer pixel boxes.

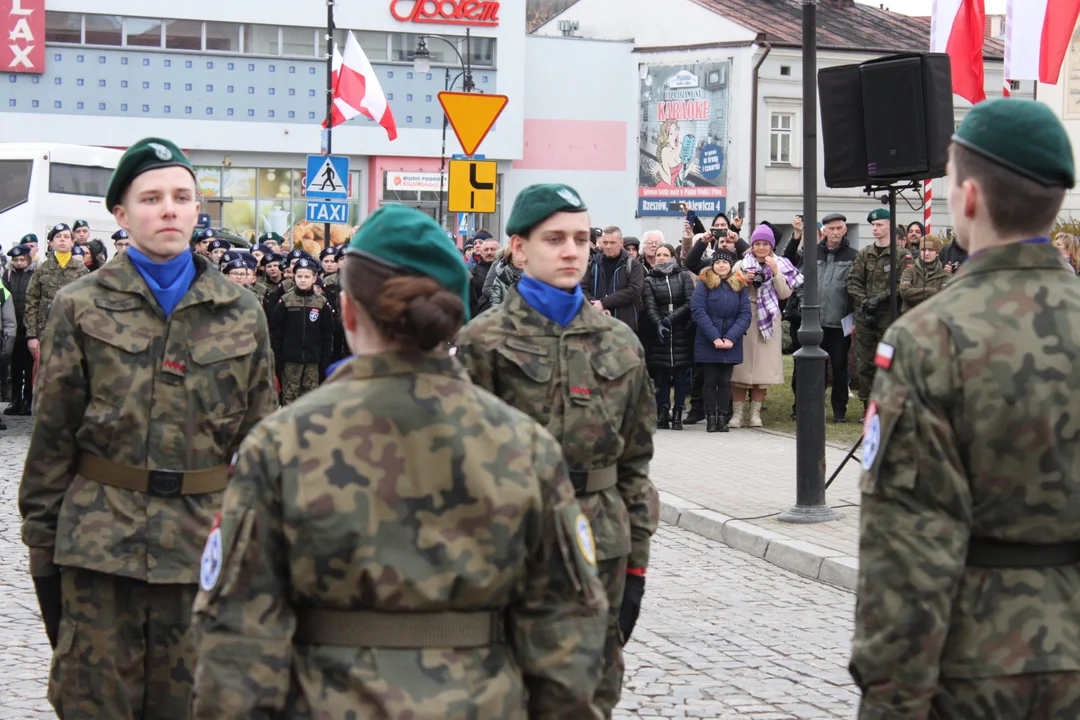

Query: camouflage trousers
[282,362,319,405]
[594,555,628,718]
[852,324,885,403]
[926,673,1080,719]
[48,568,196,720]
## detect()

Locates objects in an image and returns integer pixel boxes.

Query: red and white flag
[1005,0,1080,84]
[931,0,987,103]
[324,31,398,140]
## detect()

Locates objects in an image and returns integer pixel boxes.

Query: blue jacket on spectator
[691,267,751,364]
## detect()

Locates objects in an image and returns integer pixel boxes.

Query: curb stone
[657,490,858,593]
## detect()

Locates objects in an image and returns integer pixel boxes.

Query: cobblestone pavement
[1,420,858,719]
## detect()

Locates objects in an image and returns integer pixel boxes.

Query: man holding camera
[847,208,911,413]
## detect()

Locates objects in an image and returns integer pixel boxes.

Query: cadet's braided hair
[339,255,463,352]
[949,143,1065,237]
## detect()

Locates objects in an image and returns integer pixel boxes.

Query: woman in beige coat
[729,224,803,428]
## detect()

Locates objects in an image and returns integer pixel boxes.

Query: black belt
[966,537,1080,569]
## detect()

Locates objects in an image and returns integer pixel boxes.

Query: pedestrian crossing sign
[305,154,350,200]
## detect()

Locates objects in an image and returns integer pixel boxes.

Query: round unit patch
[862,401,881,472]
[200,527,223,592]
[575,514,597,566]
[148,142,173,161]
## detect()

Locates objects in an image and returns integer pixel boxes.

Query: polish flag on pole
[323,31,398,140]
[931,0,987,104]
[1005,0,1080,84]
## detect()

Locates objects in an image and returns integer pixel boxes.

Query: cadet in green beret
[455,184,659,718]
[851,98,1080,718]
[72,219,108,271]
[846,206,912,409]
[191,203,607,718]
[19,136,278,719]
[24,223,89,362]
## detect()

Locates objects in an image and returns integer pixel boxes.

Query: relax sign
[3,0,44,74]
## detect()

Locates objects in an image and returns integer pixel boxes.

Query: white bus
[0,143,124,261]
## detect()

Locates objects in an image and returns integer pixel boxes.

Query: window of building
[125,18,164,48]
[45,12,82,44]
[463,37,495,67]
[356,31,388,60]
[165,19,202,51]
[770,112,793,164]
[205,22,240,52]
[243,25,280,55]
[391,33,454,63]
[780,65,791,76]
[282,27,316,57]
[49,163,114,197]
[0,159,32,214]
[83,15,122,46]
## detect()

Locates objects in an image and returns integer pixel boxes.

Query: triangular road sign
[306,156,345,196]
[438,92,508,157]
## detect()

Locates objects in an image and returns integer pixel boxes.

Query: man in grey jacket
[581,226,646,333]
[791,212,858,423]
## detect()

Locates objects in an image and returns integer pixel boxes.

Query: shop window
[770,112,794,165]
[206,22,240,52]
[244,25,279,55]
[125,18,164,48]
[84,15,122,46]
[282,27,316,57]
[165,19,202,51]
[45,11,82,44]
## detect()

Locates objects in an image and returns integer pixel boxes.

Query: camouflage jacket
[847,242,912,328]
[19,252,277,583]
[850,242,1080,717]
[454,286,658,570]
[191,351,607,719]
[899,259,950,313]
[23,253,90,339]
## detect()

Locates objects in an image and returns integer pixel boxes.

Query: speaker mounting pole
[780,0,840,526]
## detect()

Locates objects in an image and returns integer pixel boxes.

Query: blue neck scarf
[126,246,197,317]
[518,274,584,327]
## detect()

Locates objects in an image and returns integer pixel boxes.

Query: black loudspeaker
[819,53,954,189]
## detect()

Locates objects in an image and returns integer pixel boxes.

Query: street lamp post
[779,0,840,524]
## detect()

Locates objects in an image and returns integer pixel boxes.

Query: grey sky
[856,0,1007,16]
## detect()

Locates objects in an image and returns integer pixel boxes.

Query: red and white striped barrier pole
[924,179,932,235]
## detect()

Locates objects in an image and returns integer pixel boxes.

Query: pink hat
[751,224,776,248]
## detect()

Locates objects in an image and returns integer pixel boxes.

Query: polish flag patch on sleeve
[874,342,895,370]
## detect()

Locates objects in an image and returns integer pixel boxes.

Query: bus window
[49,163,114,197]
[0,159,32,213]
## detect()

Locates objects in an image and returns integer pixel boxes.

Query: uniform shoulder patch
[200,519,223,592]
[874,342,895,370]
[575,513,597,566]
[308,308,320,322]
[862,401,880,472]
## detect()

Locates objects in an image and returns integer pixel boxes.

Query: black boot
[684,403,705,425]
[0,413,7,430]
[656,405,670,430]
[19,388,32,415]
[717,413,729,432]
[0,379,10,404]
[671,405,684,431]
[706,413,718,433]
[3,402,18,416]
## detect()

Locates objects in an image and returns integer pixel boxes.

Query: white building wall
[533,0,756,47]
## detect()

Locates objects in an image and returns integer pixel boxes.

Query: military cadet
[112,228,131,254]
[898,234,950,313]
[846,208,912,411]
[72,219,108,270]
[222,256,249,286]
[18,137,277,718]
[20,233,40,268]
[207,236,230,266]
[850,98,1080,719]
[4,244,34,416]
[191,204,606,718]
[269,256,334,404]
[0,265,16,428]
[454,184,658,718]
[319,245,339,278]
[258,253,287,313]
[192,228,213,258]
[24,223,90,364]
[259,231,283,255]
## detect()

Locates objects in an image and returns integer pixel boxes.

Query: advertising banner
[638,62,730,217]
[2,0,45,74]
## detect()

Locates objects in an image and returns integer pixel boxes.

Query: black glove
[619,573,645,645]
[33,574,62,649]
[862,296,881,315]
[661,316,673,329]
[657,325,669,344]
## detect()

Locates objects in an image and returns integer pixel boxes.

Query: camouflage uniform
[191,351,608,719]
[23,252,90,340]
[846,243,912,403]
[455,286,659,717]
[898,258,950,313]
[850,242,1080,718]
[19,252,277,718]
[269,289,334,404]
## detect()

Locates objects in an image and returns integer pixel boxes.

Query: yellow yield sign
[438,92,508,157]
[448,159,497,213]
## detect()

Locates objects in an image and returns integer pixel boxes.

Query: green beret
[20,233,37,245]
[72,219,89,230]
[106,137,196,212]
[867,208,891,223]
[953,98,1075,188]
[344,204,472,320]
[259,232,283,243]
[506,184,588,237]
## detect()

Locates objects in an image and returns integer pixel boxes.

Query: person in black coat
[642,243,695,430]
